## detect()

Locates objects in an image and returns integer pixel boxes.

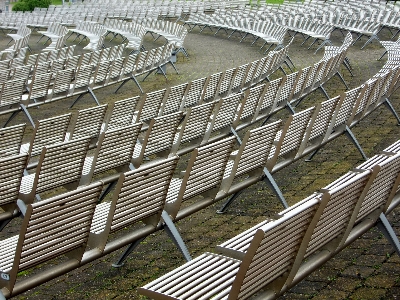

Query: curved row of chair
[139,138,400,299]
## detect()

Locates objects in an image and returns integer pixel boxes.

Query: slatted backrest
[34,137,90,196]
[218,68,236,96]
[160,82,187,116]
[143,111,182,157]
[72,64,92,91]
[23,72,52,105]
[108,156,178,233]
[333,86,362,130]
[273,71,299,111]
[222,120,281,193]
[278,107,316,158]
[179,101,215,145]
[69,105,108,141]
[238,84,265,122]
[92,123,142,176]
[228,195,323,299]
[183,136,235,202]
[139,89,167,123]
[92,60,111,86]
[243,60,260,88]
[183,77,207,108]
[356,153,400,222]
[231,63,249,93]
[105,96,139,131]
[305,96,341,147]
[29,113,72,157]
[0,153,28,207]
[0,124,26,158]
[7,182,102,292]
[209,93,241,134]
[305,169,374,257]
[50,68,74,100]
[0,79,25,108]
[353,78,379,123]
[257,77,282,114]
[202,72,222,102]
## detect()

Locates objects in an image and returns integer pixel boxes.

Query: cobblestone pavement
[1,18,400,300]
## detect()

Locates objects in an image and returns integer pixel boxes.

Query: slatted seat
[18,137,91,206]
[0,182,102,299]
[139,193,323,300]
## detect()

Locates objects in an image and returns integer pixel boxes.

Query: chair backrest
[68,105,108,142]
[0,78,25,108]
[139,89,167,123]
[2,182,102,295]
[222,120,282,193]
[178,101,216,147]
[226,194,325,299]
[355,153,400,222]
[160,82,188,116]
[183,77,207,109]
[22,137,91,203]
[0,123,26,158]
[104,96,139,131]
[305,169,376,258]
[88,156,179,251]
[166,136,235,220]
[202,72,222,102]
[0,153,28,208]
[27,113,72,157]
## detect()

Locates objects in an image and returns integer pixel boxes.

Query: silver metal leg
[376,213,400,257]
[344,125,368,161]
[263,167,288,208]
[162,211,192,262]
[112,237,146,267]
[383,98,400,125]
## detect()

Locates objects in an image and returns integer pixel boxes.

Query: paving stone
[328,277,363,292]
[349,287,387,300]
[341,265,376,279]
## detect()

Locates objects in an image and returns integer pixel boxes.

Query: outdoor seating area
[1,0,400,299]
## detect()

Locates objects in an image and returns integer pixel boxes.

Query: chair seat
[90,201,111,234]
[0,235,18,273]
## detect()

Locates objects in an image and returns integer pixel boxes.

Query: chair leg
[217,190,244,214]
[305,148,320,162]
[69,92,87,108]
[378,50,388,61]
[99,181,117,203]
[162,211,192,262]
[112,237,147,267]
[344,125,368,161]
[376,213,400,257]
[263,168,289,209]
[20,104,36,128]
[335,71,350,90]
[319,85,330,99]
[383,98,400,125]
